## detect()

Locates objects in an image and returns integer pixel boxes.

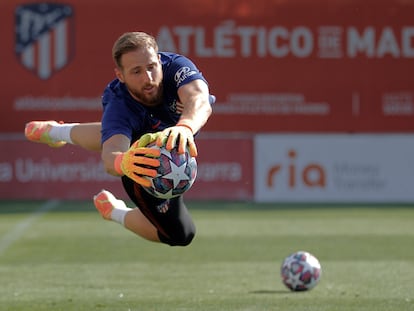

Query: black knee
[172,230,195,246]
[159,227,196,246]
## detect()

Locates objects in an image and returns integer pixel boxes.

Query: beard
[127,82,163,107]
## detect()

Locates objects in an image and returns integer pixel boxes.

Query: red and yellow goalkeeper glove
[156,122,197,157]
[114,140,161,188]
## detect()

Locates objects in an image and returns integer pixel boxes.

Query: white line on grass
[0,200,60,256]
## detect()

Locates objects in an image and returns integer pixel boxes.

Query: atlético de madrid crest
[15,3,75,80]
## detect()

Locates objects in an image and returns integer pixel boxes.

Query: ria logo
[267,149,326,189]
[15,3,75,80]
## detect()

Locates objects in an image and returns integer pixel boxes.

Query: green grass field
[0,200,413,311]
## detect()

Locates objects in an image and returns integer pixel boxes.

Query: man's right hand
[114,141,161,187]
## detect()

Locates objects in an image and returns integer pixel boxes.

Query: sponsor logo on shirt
[174,66,197,87]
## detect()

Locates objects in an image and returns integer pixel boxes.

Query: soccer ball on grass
[142,143,197,199]
[280,250,322,291]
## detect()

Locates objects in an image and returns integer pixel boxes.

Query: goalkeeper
[25,32,213,247]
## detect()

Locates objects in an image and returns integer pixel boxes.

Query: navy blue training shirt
[101,52,212,145]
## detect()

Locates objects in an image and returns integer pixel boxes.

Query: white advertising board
[254,134,414,203]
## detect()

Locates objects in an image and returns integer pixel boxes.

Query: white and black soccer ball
[143,143,197,199]
[280,251,322,291]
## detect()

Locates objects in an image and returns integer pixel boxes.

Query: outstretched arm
[156,79,213,156]
[177,79,213,134]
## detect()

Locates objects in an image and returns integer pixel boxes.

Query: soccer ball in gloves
[143,143,197,199]
[280,251,322,291]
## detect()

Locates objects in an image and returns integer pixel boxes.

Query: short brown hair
[112,32,158,68]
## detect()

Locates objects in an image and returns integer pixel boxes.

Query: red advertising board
[1,0,413,134]
[0,137,253,200]
[0,141,124,200]
[186,136,253,200]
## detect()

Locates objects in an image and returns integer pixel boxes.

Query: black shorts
[121,176,196,246]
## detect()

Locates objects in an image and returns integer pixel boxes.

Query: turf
[0,200,413,311]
